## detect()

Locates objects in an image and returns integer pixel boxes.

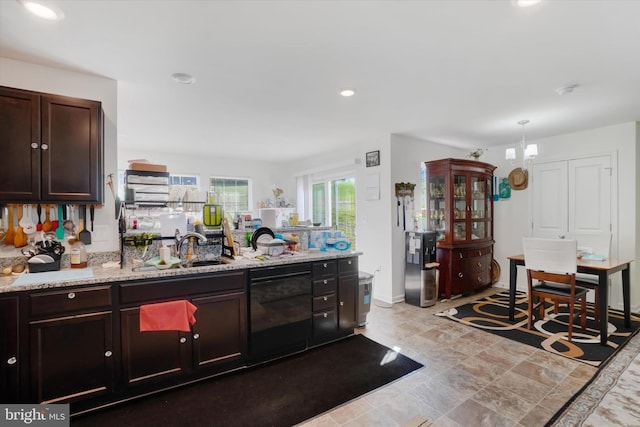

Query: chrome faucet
[175,229,207,262]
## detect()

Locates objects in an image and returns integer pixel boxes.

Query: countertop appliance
[405,231,439,307]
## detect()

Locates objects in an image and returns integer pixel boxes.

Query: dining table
[507,254,633,346]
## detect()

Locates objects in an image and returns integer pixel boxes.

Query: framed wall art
[366,150,380,167]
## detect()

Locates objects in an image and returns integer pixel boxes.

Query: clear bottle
[301,232,309,253]
[69,238,87,268]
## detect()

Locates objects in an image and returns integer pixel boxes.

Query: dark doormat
[436,291,640,367]
[71,334,423,427]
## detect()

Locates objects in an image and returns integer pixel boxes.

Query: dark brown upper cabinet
[0,86,103,203]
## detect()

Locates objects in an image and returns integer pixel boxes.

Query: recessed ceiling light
[18,0,64,20]
[511,0,542,7]
[171,73,195,85]
[340,89,356,97]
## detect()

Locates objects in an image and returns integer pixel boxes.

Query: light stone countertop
[0,250,362,293]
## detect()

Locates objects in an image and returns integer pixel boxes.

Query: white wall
[389,135,466,302]
[0,57,119,255]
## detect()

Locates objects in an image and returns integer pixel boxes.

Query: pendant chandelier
[505,120,538,171]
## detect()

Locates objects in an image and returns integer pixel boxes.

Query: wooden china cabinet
[425,158,496,299]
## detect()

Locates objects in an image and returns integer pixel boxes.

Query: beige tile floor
[300,287,597,427]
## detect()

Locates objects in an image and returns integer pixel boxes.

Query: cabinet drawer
[312,278,337,296]
[120,271,245,305]
[313,293,336,312]
[466,255,491,273]
[312,310,337,336]
[312,261,337,278]
[29,286,112,317]
[338,257,358,275]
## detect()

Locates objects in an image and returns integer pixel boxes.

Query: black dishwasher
[248,263,311,362]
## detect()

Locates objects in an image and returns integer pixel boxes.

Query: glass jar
[69,238,87,268]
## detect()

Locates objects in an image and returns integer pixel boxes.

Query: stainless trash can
[357,271,373,326]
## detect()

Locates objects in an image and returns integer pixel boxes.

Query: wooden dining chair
[522,237,589,342]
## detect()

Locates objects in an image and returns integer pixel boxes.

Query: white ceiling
[1,0,639,162]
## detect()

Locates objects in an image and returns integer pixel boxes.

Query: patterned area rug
[436,291,640,367]
[549,328,640,426]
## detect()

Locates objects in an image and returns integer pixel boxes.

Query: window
[312,176,356,248]
[210,177,251,215]
[170,174,198,186]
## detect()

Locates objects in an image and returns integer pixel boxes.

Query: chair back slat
[522,237,577,274]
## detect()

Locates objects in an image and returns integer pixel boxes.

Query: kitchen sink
[185,259,222,268]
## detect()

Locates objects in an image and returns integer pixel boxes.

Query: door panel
[568,156,611,235]
[532,162,567,238]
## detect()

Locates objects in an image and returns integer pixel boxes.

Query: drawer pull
[7,357,17,365]
[459,253,463,259]
[67,292,76,299]
[41,143,49,150]
[323,313,328,318]
[340,301,344,306]
[31,142,39,149]
[323,296,328,301]
[323,263,328,268]
[348,260,352,265]
[323,280,328,285]
[478,251,482,256]
[180,337,187,344]
[104,351,112,357]
[193,333,200,340]
[477,262,482,268]
[477,277,483,282]
[458,272,464,278]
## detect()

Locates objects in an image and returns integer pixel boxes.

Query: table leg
[622,265,631,328]
[598,271,609,346]
[509,260,517,321]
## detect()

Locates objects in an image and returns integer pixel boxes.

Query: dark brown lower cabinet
[0,296,20,403]
[29,312,114,403]
[120,308,190,386]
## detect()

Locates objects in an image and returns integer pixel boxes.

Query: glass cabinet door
[428,175,446,241]
[470,175,486,240]
[453,174,466,242]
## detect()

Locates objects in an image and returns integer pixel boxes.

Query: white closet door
[531,161,568,238]
[531,155,611,239]
[568,155,611,235]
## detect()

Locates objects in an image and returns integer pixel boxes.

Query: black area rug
[71,335,422,427]
[436,291,640,367]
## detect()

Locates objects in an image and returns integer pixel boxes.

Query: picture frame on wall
[366,150,380,167]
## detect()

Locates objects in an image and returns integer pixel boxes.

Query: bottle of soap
[186,237,194,260]
[69,238,87,268]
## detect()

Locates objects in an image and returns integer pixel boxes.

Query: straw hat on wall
[508,168,528,190]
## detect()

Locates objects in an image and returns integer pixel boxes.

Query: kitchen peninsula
[0,250,361,416]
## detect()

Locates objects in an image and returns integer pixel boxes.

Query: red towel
[139,300,197,332]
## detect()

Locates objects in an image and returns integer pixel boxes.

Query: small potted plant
[468,149,484,160]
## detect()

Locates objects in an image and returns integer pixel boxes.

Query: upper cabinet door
[0,86,103,203]
[41,95,103,203]
[0,87,41,201]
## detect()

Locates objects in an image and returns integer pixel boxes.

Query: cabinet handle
[478,251,482,256]
[459,253,463,259]
[323,263,328,268]
[323,296,328,301]
[348,260,352,265]
[193,333,200,340]
[323,280,328,285]
[67,292,76,299]
[458,272,464,278]
[7,357,17,365]
[340,301,344,306]
[41,143,49,150]
[179,337,187,344]
[477,277,483,282]
[104,351,112,357]
[477,262,482,268]
[323,313,328,318]
[31,143,39,149]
